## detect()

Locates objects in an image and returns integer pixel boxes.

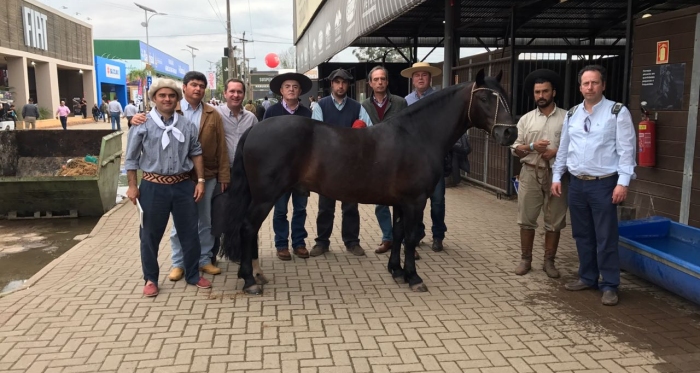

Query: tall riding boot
[543,231,561,278]
[515,228,535,275]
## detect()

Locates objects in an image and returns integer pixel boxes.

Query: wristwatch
[197,178,205,183]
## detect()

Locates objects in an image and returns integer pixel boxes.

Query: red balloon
[265,53,280,68]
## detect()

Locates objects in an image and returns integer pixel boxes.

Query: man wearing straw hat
[511,69,568,279]
[124,78,212,297]
[401,62,448,252]
[263,71,314,261]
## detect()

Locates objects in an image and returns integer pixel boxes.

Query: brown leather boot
[515,229,535,275]
[543,231,561,278]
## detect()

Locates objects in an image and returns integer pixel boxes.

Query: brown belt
[573,172,617,181]
[523,163,550,170]
[143,172,189,184]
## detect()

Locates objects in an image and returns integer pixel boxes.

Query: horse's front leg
[252,244,269,285]
[388,205,404,281]
[238,220,263,295]
[403,202,428,292]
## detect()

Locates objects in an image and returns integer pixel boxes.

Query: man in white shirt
[107,99,124,130]
[551,65,636,306]
[123,100,138,129]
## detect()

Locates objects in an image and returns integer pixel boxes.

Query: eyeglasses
[584,116,591,133]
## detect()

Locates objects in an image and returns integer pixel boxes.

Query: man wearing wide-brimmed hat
[263,72,314,261]
[310,68,374,258]
[511,69,568,279]
[401,62,448,252]
[124,78,213,297]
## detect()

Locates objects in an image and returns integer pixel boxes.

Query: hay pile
[57,158,98,176]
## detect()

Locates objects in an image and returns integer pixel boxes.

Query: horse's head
[468,69,517,146]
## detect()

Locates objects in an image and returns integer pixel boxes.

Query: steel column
[679,13,700,224]
[443,0,455,88]
[622,0,633,105]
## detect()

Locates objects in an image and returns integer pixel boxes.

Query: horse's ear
[475,69,485,86]
[495,70,503,83]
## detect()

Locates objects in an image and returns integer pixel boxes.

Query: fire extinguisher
[638,102,656,167]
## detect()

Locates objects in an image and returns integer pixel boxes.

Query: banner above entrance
[295,0,425,73]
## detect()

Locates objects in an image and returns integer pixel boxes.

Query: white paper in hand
[136,198,144,228]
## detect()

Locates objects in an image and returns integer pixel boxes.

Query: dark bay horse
[224,69,517,295]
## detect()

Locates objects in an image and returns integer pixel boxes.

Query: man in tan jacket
[131,72,230,278]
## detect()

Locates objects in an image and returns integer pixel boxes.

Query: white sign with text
[22,7,48,51]
[105,64,121,79]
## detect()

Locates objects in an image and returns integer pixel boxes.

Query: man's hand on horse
[127,185,140,205]
[131,112,148,126]
[534,139,550,153]
[551,181,562,197]
[193,183,205,203]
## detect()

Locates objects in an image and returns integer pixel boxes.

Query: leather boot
[515,228,535,275]
[543,231,561,278]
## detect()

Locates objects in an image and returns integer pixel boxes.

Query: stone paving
[0,183,699,373]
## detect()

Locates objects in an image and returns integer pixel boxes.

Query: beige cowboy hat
[400,62,442,78]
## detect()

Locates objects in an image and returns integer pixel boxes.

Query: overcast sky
[37,0,482,73]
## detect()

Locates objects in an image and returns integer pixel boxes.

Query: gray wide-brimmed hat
[523,69,561,95]
[269,72,313,95]
[148,78,183,101]
[326,68,353,81]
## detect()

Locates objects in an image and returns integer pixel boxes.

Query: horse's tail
[221,127,253,261]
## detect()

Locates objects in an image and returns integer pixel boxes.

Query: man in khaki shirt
[511,69,568,278]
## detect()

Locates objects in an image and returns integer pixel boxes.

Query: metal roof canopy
[353,0,698,50]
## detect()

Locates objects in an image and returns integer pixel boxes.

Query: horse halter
[467,82,516,137]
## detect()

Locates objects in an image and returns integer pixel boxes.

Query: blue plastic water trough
[618,216,700,305]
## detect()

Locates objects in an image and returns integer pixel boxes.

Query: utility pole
[242,31,248,100]
[226,0,234,83]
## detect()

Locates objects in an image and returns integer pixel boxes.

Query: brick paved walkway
[0,184,699,373]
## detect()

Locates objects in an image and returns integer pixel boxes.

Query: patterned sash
[142,172,189,184]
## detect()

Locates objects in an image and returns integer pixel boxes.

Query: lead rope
[467,82,516,137]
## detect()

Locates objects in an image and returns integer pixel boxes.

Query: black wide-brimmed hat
[523,69,561,96]
[326,68,353,81]
[270,72,313,95]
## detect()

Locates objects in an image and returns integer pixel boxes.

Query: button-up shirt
[405,87,436,106]
[282,99,299,114]
[552,96,636,186]
[311,94,374,125]
[124,104,139,117]
[55,106,70,117]
[512,105,567,168]
[216,105,258,165]
[180,98,203,131]
[108,100,123,114]
[124,110,202,175]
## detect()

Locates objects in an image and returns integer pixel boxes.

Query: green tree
[278,47,296,69]
[352,47,410,63]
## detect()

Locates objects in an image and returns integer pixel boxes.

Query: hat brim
[400,65,442,78]
[269,73,313,95]
[523,69,561,96]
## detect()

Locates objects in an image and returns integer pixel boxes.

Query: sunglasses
[584,116,591,133]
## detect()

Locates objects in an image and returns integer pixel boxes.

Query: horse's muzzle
[493,125,518,146]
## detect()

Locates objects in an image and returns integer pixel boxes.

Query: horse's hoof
[243,284,263,295]
[410,283,428,292]
[255,274,269,285]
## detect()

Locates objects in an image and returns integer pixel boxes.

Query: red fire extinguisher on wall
[638,102,656,167]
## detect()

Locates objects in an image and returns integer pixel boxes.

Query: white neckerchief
[149,109,184,149]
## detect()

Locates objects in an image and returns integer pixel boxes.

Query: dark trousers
[139,180,201,285]
[568,175,620,291]
[417,177,447,240]
[273,190,308,250]
[127,116,134,129]
[59,116,67,130]
[315,195,360,248]
[81,107,87,119]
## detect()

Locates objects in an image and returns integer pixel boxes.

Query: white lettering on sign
[105,64,121,79]
[23,7,48,50]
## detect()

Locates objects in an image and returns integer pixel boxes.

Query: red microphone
[352,119,367,129]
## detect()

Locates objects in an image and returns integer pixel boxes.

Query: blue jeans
[568,175,620,291]
[273,190,308,250]
[417,177,447,240]
[59,116,67,130]
[375,205,392,242]
[171,178,217,268]
[110,112,121,130]
[138,180,201,285]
